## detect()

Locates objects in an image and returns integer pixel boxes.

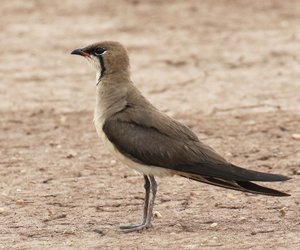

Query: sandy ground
[1,0,300,249]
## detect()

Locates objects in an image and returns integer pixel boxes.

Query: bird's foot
[119,222,153,233]
[119,224,141,229]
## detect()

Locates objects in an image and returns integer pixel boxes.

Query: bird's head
[71,41,130,81]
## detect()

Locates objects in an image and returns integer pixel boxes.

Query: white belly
[95,122,174,178]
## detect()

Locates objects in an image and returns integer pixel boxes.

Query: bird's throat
[94,78,128,124]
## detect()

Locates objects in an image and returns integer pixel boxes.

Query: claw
[120,223,153,233]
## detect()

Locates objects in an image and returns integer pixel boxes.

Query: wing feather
[102,118,289,182]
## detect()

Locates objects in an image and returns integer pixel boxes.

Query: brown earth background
[1,0,300,249]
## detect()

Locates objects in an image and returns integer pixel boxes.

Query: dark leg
[119,175,151,230]
[120,175,157,233]
[141,175,151,224]
[145,175,157,225]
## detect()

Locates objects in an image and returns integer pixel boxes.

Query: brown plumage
[71,41,290,233]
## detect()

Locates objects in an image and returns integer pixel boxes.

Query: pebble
[154,211,162,218]
[16,199,24,205]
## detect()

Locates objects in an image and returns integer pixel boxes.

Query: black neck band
[99,55,106,81]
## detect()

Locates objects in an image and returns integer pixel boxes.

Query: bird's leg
[120,175,157,233]
[145,175,157,226]
[141,175,151,224]
[119,175,150,230]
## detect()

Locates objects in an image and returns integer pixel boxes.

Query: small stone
[60,115,67,124]
[211,222,218,227]
[292,134,300,140]
[279,207,286,215]
[227,194,236,199]
[225,152,233,158]
[154,211,162,218]
[16,199,24,205]
[67,151,77,158]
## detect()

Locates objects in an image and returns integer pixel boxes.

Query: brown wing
[102,118,289,182]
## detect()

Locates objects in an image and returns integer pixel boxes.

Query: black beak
[71,48,90,57]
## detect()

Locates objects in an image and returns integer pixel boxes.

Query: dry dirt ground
[1,0,300,249]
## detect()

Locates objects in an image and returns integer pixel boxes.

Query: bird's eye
[95,48,106,56]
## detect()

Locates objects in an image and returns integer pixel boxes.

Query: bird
[71,41,290,233]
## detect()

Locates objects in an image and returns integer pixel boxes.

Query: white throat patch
[85,55,102,72]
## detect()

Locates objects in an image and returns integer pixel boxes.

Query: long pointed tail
[177,172,290,196]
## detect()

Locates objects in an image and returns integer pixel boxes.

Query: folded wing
[102,117,290,196]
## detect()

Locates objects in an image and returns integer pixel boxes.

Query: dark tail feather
[175,163,291,182]
[236,180,290,196]
[176,172,290,197]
